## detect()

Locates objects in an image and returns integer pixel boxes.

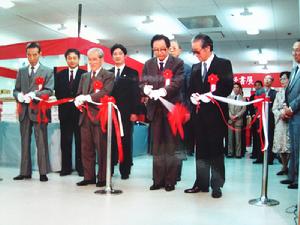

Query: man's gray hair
[87,47,104,58]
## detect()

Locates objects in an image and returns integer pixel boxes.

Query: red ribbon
[98,96,124,162]
[93,80,103,93]
[167,103,190,139]
[163,69,173,87]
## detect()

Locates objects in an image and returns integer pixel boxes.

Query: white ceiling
[0,0,299,73]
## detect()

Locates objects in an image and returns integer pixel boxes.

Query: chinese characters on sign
[234,73,281,88]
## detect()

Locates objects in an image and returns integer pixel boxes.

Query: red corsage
[35,76,45,91]
[207,74,219,92]
[93,80,103,93]
[163,69,173,87]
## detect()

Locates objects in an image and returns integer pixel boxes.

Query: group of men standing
[12,34,299,198]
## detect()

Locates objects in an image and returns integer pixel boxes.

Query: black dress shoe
[150,184,162,190]
[276,169,288,175]
[76,179,96,186]
[40,175,48,182]
[253,160,263,164]
[212,188,222,198]
[96,181,106,187]
[121,175,129,180]
[13,175,31,180]
[165,185,175,192]
[184,186,209,193]
[288,183,298,189]
[60,171,72,176]
[78,172,84,177]
[280,179,293,184]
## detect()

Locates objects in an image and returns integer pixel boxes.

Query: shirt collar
[157,55,169,67]
[28,62,40,73]
[202,53,214,70]
[92,67,102,77]
[69,67,78,75]
[114,64,125,76]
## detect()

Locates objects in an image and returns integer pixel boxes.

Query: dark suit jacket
[55,68,86,121]
[141,55,184,121]
[189,55,233,157]
[77,68,114,126]
[286,66,300,121]
[109,66,140,119]
[13,64,54,122]
[266,88,277,129]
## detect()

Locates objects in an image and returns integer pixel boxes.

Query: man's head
[264,75,274,88]
[151,34,170,61]
[87,48,104,72]
[191,33,213,62]
[111,43,127,67]
[254,80,263,90]
[233,82,242,95]
[64,48,80,69]
[169,40,182,58]
[26,42,41,66]
[292,39,300,64]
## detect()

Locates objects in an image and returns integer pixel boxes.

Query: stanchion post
[95,101,122,195]
[249,97,279,206]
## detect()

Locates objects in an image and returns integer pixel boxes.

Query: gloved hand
[143,85,153,96]
[149,88,167,101]
[17,93,25,103]
[24,95,31,104]
[190,93,199,105]
[26,91,36,100]
[200,92,212,103]
[74,95,85,107]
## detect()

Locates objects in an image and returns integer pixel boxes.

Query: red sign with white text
[233,73,281,88]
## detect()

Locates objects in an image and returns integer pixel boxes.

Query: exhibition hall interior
[0,0,299,225]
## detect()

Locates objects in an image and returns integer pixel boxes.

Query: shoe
[184,186,209,193]
[60,171,72,176]
[13,175,32,180]
[96,181,106,187]
[121,175,129,180]
[280,179,293,185]
[250,155,257,159]
[226,155,233,158]
[150,184,162,190]
[176,177,181,182]
[76,179,96,186]
[78,172,84,177]
[165,185,175,192]
[288,183,298,189]
[236,156,242,159]
[253,160,263,164]
[276,169,288,175]
[40,175,48,182]
[212,188,222,198]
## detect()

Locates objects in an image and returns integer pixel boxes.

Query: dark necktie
[202,62,207,82]
[92,71,96,79]
[69,70,74,88]
[234,95,237,100]
[116,68,120,81]
[30,66,34,77]
[159,62,164,72]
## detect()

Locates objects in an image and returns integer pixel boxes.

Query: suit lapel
[288,67,300,91]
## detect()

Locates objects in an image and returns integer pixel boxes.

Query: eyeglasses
[153,48,167,52]
[192,50,201,55]
[280,77,288,81]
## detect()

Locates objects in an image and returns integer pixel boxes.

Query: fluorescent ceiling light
[0,0,15,9]
[246,28,259,35]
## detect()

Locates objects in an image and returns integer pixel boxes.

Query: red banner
[234,73,281,88]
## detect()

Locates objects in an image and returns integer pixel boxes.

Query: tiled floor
[0,154,297,225]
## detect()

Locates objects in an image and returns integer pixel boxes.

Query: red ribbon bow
[93,80,103,93]
[207,74,219,92]
[163,69,173,86]
[167,103,190,139]
[35,76,45,91]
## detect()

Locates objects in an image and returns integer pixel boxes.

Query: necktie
[234,95,237,100]
[159,62,164,72]
[202,62,207,82]
[69,70,74,88]
[30,66,34,77]
[116,68,120,81]
[290,66,299,85]
[92,71,96,79]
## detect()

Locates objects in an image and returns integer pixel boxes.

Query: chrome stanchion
[95,101,122,195]
[249,97,279,206]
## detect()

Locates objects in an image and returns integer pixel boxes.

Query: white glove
[190,93,199,105]
[17,93,25,103]
[24,95,31,104]
[84,95,92,103]
[26,91,36,100]
[143,85,153,96]
[200,92,212,103]
[74,95,85,107]
[149,88,167,101]
[158,88,167,97]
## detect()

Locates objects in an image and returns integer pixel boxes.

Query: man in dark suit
[55,49,86,176]
[281,39,300,189]
[141,34,184,191]
[74,48,114,187]
[253,75,277,164]
[13,42,54,182]
[109,44,140,179]
[184,33,233,198]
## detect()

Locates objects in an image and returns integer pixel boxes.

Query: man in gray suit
[141,34,184,191]
[74,48,114,187]
[13,42,54,182]
[281,39,300,189]
[227,82,246,158]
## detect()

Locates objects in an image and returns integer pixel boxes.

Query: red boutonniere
[93,80,103,93]
[35,76,45,91]
[163,69,173,87]
[207,74,219,92]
